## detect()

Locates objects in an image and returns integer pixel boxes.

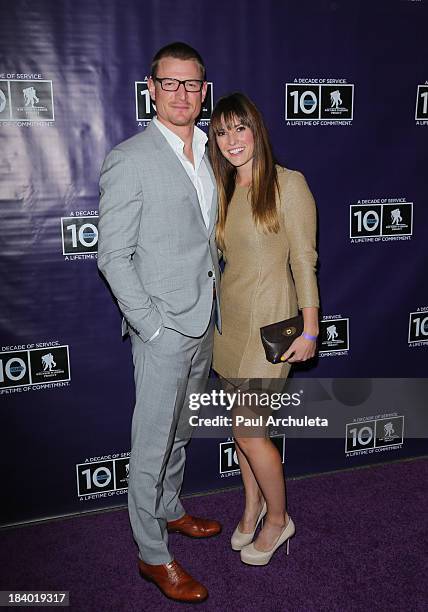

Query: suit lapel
[147,121,207,231]
[205,152,218,236]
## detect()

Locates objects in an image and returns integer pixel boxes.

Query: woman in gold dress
[208,93,320,565]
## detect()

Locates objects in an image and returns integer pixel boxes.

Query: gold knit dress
[212,167,319,381]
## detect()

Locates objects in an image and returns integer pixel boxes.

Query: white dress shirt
[147,118,215,342]
[153,117,214,227]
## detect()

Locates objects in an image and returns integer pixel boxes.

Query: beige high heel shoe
[240,516,295,565]
[230,502,267,551]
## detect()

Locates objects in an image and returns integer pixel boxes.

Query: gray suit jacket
[98,121,221,341]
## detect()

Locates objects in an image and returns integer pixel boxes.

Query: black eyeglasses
[155,77,204,92]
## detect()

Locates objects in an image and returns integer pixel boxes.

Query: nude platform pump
[240,516,295,565]
[230,502,267,551]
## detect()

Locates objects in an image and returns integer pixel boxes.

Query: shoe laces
[166,560,188,583]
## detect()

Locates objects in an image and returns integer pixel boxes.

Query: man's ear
[201,81,208,104]
[148,76,156,101]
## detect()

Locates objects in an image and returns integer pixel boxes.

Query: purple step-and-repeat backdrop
[1,0,427,527]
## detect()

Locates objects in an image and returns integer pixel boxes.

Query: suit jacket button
[208,271,213,277]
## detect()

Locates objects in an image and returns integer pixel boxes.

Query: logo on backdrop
[350,199,413,243]
[219,435,285,477]
[0,350,31,389]
[23,86,39,107]
[76,453,130,500]
[135,78,213,127]
[285,79,354,126]
[0,343,71,393]
[41,353,56,372]
[135,80,156,123]
[408,308,428,347]
[0,75,54,124]
[61,215,99,260]
[0,89,6,113]
[345,415,404,456]
[319,317,349,357]
[415,84,428,124]
[30,347,70,384]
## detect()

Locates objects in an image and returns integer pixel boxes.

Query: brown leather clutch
[260,315,304,364]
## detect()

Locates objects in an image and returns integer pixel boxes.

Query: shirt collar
[153,117,207,159]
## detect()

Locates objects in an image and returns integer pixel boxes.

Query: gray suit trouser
[128,306,215,564]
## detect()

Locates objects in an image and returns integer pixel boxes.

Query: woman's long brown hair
[208,93,280,250]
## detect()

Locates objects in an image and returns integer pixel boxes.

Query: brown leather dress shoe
[138,559,208,603]
[167,513,222,538]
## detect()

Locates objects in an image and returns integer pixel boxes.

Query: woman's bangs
[211,96,251,132]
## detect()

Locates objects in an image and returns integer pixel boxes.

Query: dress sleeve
[282,170,320,309]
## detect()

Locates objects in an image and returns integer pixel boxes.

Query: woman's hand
[280,335,317,363]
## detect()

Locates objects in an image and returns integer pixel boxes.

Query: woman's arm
[280,171,320,362]
[281,306,319,362]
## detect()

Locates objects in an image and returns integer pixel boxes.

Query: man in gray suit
[98,42,221,603]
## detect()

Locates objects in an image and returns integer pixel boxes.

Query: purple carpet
[1,458,427,611]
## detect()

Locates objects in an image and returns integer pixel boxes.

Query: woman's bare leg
[234,435,289,551]
[234,442,264,532]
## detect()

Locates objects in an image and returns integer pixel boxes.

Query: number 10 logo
[135,81,156,121]
[287,86,319,118]
[135,81,213,122]
[408,312,428,343]
[219,436,285,475]
[350,205,382,237]
[61,216,99,255]
[415,85,428,120]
